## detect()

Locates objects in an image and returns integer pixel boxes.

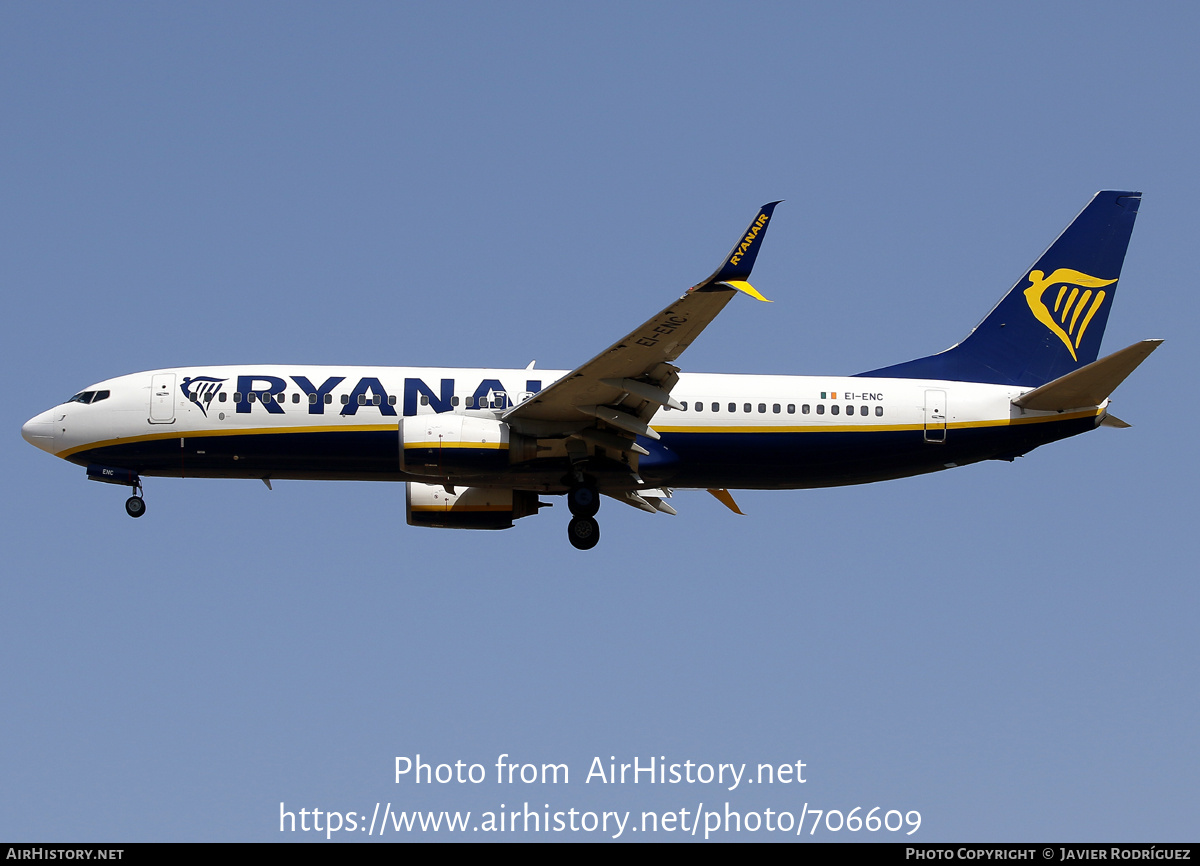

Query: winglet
[696,202,782,290]
[719,280,772,302]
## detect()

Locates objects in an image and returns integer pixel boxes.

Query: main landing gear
[566,484,600,550]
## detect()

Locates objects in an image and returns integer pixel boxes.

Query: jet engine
[405,482,542,530]
[399,415,537,478]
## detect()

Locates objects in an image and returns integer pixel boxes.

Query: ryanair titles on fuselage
[181,373,544,418]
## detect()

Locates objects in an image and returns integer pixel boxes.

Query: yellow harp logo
[1023,269,1117,361]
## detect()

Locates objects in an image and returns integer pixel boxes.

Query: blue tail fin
[858,191,1141,387]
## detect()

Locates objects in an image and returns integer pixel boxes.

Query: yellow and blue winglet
[694,201,781,300]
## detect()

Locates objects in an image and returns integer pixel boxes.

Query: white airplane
[22,193,1159,549]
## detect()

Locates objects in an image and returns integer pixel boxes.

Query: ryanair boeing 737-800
[22,192,1159,549]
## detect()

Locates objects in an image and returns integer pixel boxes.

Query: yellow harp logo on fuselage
[1023,268,1117,361]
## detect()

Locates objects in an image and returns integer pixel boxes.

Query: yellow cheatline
[404,441,507,450]
[720,280,772,302]
[57,422,398,458]
[654,409,1100,436]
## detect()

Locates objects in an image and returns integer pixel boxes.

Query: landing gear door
[149,373,176,424]
[923,389,946,443]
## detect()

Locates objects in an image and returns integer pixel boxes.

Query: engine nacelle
[406,482,541,530]
[399,415,536,478]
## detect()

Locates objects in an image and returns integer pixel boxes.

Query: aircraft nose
[21,410,58,452]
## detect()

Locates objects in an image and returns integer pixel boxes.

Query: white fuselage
[22,364,1103,492]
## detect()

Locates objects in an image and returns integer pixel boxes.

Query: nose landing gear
[121,476,146,518]
[85,465,146,518]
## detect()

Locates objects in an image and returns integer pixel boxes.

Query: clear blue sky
[3,2,1196,841]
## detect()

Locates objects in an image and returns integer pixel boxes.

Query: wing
[503,202,782,459]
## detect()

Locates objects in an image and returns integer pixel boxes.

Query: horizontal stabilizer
[1013,339,1161,411]
[1101,413,1131,428]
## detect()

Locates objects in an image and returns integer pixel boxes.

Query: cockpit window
[66,390,111,405]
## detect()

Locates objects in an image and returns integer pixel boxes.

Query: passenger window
[390,395,398,406]
[758,403,766,413]
[743,403,751,413]
[801,404,810,414]
[846,405,853,415]
[816,404,825,415]
[712,402,719,413]
[340,394,349,404]
[247,393,256,403]
[728,403,736,412]
[787,404,795,414]
[451,396,459,406]
[219,393,227,402]
[772,403,781,414]
[875,406,883,416]
[861,405,869,416]
[420,395,429,406]
[680,401,688,411]
[292,393,300,404]
[831,404,839,415]
[372,395,381,405]
[308,393,317,404]
[324,393,333,404]
[234,392,242,402]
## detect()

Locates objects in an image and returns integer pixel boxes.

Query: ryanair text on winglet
[728,212,770,267]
